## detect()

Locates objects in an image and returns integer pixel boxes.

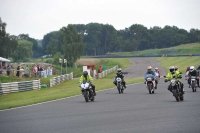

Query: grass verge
[154,56,200,73]
[0,58,142,110]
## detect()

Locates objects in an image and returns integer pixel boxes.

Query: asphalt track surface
[0,58,200,133]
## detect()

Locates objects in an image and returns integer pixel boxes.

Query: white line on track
[0,82,142,112]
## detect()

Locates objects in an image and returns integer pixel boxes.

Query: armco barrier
[0,80,41,95]
[50,72,73,87]
[98,66,118,79]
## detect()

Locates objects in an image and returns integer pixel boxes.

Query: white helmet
[190,66,195,72]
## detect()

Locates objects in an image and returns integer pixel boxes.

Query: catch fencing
[50,72,73,87]
[0,80,41,95]
[98,66,118,79]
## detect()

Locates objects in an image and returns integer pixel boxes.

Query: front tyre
[83,91,89,102]
[173,90,179,102]
[192,82,195,92]
[148,85,152,94]
[117,84,121,94]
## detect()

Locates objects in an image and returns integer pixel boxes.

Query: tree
[60,25,85,67]
[12,40,33,62]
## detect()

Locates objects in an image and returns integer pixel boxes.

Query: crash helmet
[174,66,178,71]
[189,66,195,72]
[83,71,88,77]
[147,66,152,72]
[117,68,122,72]
[155,67,158,71]
[169,66,175,73]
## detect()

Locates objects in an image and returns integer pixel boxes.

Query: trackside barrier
[0,80,41,95]
[98,66,118,79]
[50,72,73,87]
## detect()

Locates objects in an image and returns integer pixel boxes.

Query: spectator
[99,66,103,73]
[7,64,11,76]
[33,65,38,78]
[50,65,53,75]
[16,66,20,77]
[20,67,25,77]
[24,65,30,77]
[47,66,51,76]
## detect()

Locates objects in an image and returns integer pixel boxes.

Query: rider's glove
[179,75,182,79]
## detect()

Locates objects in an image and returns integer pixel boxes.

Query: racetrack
[0,58,200,133]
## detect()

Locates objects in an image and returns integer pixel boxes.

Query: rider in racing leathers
[113,68,127,88]
[187,66,200,88]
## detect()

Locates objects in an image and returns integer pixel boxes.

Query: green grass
[108,42,200,56]
[0,58,139,110]
[154,56,200,74]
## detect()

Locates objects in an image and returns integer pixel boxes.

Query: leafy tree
[53,52,62,64]
[12,40,33,62]
[60,25,85,67]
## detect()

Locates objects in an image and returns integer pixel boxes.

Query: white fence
[0,80,41,95]
[50,72,73,87]
[98,66,118,79]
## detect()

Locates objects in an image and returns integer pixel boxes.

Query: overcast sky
[0,0,199,40]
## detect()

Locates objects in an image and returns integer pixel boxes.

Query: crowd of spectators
[0,63,53,78]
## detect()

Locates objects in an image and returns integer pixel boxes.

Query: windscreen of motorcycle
[81,82,90,90]
[116,77,122,82]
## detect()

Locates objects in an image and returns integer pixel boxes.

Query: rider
[144,66,156,88]
[154,67,160,78]
[113,68,126,88]
[79,71,96,96]
[174,66,184,91]
[165,66,184,94]
[188,66,200,88]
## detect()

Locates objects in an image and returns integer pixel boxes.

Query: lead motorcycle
[164,76,184,102]
[80,80,95,102]
[115,77,124,94]
[145,74,155,94]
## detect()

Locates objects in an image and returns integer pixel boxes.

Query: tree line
[43,23,200,56]
[1,17,200,66]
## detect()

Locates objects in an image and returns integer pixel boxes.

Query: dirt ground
[76,58,101,65]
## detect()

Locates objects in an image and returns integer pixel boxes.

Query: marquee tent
[0,57,10,62]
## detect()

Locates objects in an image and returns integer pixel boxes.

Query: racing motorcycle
[164,76,184,102]
[115,77,124,94]
[190,76,197,92]
[80,80,95,102]
[145,74,155,94]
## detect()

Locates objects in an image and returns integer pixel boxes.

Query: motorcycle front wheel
[117,84,121,94]
[83,91,89,102]
[173,90,179,102]
[192,82,195,92]
[148,85,152,94]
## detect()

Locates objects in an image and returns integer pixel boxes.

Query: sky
[0,0,200,40]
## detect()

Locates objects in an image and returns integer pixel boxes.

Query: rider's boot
[123,82,126,88]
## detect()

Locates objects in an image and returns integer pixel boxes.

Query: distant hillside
[107,42,200,56]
